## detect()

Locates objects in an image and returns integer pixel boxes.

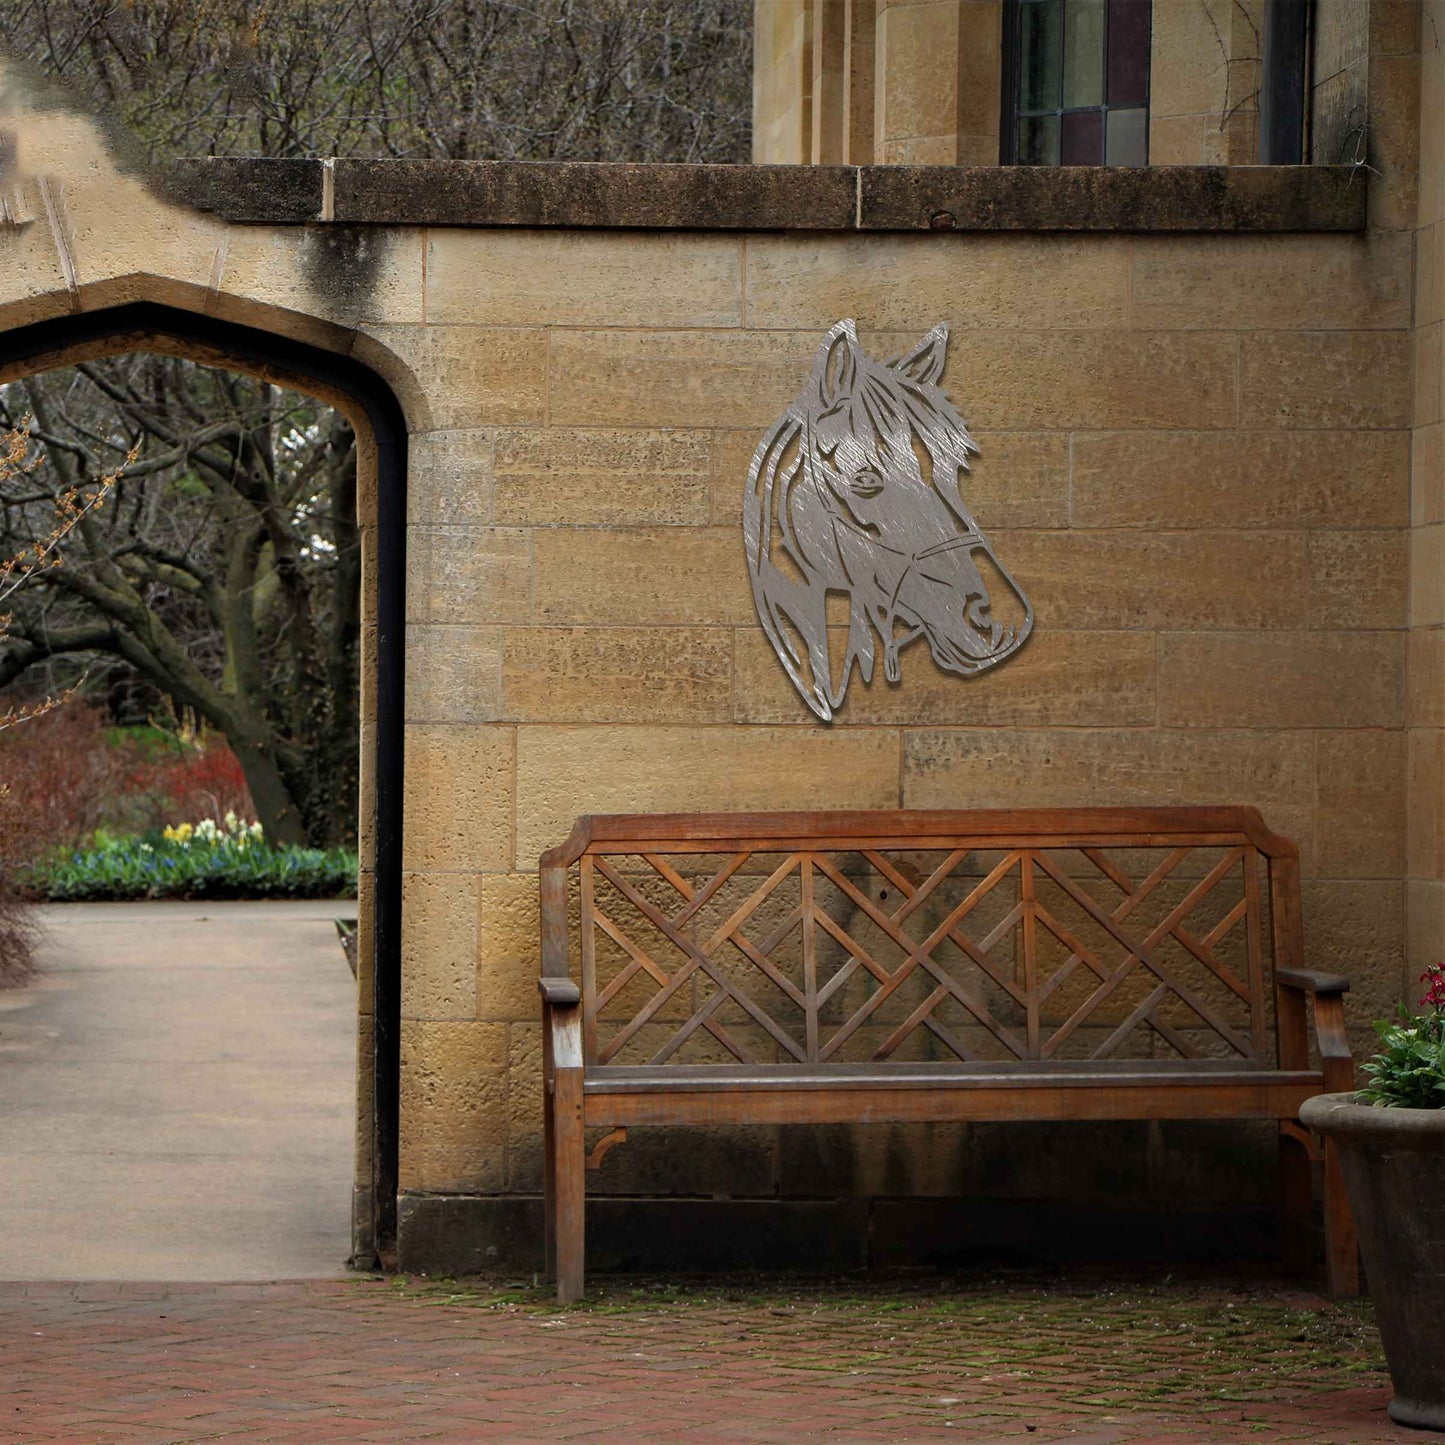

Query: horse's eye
[849,468,885,497]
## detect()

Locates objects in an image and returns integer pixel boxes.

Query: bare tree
[0,359,359,847]
[6,0,752,164]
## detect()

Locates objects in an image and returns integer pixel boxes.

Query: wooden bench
[539,807,1357,1303]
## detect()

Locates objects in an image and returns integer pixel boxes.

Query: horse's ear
[891,324,949,387]
[814,319,860,407]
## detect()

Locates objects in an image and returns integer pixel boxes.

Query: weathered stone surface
[734,629,1156,726]
[161,157,323,222]
[1308,531,1408,628]
[1071,431,1408,530]
[1418,321,1443,428]
[1412,525,1445,628]
[954,333,1239,430]
[405,624,503,724]
[399,1020,507,1192]
[547,329,817,429]
[1300,881,1407,1052]
[408,431,494,525]
[1158,633,1404,729]
[744,234,1129,330]
[995,530,1309,630]
[504,1023,545,1190]
[1409,728,1445,882]
[1316,730,1406,879]
[503,627,733,723]
[902,729,1315,860]
[217,225,426,327]
[709,430,764,524]
[514,726,900,867]
[1408,878,1445,974]
[476,874,544,1021]
[857,164,1366,232]
[966,434,1073,528]
[401,871,481,1021]
[402,724,514,873]
[334,159,859,229]
[362,325,546,430]
[494,428,711,527]
[1130,233,1411,331]
[1409,630,1445,729]
[427,231,742,327]
[1413,422,1445,526]
[532,528,753,625]
[406,527,531,627]
[1239,332,1412,429]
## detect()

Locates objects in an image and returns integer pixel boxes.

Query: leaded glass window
[1004,0,1152,166]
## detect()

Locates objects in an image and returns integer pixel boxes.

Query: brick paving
[0,1273,1415,1444]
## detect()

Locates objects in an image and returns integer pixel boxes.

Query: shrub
[0,703,257,865]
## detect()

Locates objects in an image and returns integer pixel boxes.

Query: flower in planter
[1358,964,1445,1110]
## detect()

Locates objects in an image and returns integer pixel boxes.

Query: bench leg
[542,1063,557,1285]
[1278,1124,1313,1276]
[552,1066,586,1305]
[1322,1136,1360,1299]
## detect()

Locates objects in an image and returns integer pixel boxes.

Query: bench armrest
[1277,967,1350,995]
[539,977,581,1007]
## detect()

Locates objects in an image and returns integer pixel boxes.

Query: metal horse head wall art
[743,319,1033,722]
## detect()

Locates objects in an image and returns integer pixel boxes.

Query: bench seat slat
[583,1074,1324,1127]
[585,1061,1319,1090]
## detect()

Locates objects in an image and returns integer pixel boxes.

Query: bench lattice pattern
[579,837,1270,1070]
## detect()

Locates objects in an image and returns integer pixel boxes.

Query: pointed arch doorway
[0,299,405,1264]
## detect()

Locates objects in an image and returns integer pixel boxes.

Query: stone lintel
[165,157,1367,233]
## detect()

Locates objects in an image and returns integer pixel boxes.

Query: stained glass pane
[1019,113,1061,165]
[1105,105,1148,165]
[1062,0,1106,108]
[1020,0,1063,112]
[1107,0,1151,105]
[1061,109,1104,164]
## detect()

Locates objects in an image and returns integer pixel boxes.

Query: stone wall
[0,4,1428,1273]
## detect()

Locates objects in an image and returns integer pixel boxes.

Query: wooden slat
[583,1079,1326,1127]
[1021,851,1040,1057]
[1242,847,1268,1060]
[579,857,598,1063]
[801,855,819,1063]
[561,806,1297,859]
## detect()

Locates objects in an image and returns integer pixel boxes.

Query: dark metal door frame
[0,301,405,1261]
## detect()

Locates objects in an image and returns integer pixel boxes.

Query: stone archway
[0,299,407,1263]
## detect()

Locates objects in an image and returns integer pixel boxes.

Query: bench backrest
[540,807,1304,1071]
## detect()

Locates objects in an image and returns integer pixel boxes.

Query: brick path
[0,1274,1415,1444]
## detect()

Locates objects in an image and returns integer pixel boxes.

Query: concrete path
[0,900,358,1281]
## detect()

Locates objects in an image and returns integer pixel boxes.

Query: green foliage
[31,833,357,902]
[1358,967,1445,1109]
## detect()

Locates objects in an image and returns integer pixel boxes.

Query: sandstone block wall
[0,0,1432,1270]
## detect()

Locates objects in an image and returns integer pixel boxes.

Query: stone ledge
[859,163,1367,232]
[164,158,1367,233]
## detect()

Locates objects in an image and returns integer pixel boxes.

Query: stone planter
[1300,1094,1445,1431]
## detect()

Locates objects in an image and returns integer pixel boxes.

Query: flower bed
[30,813,357,902]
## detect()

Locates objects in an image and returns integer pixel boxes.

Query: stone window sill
[164,159,1366,234]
